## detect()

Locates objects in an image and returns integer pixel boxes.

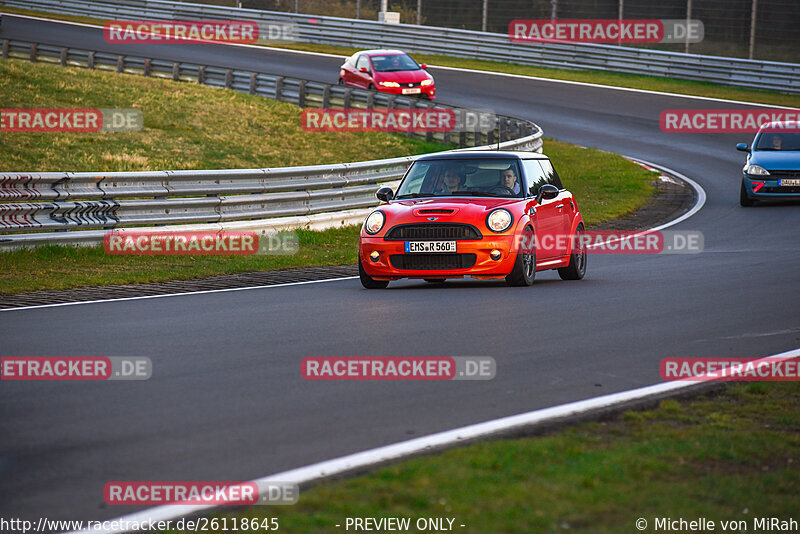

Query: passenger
[438,168,466,194]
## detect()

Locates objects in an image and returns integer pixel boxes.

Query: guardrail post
[343,87,352,108]
[275,76,284,101]
[487,128,495,146]
[143,58,151,77]
[298,80,306,107]
[386,95,395,109]
[116,56,124,73]
[322,84,330,108]
[249,73,257,94]
[2,40,8,59]
[225,69,233,89]
[198,66,206,85]
[366,92,374,109]
[60,48,68,67]
[87,51,95,69]
[459,131,467,148]
[474,120,482,147]
[29,43,37,62]
[172,63,180,81]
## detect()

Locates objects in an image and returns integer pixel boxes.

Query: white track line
[7,13,799,109]
[65,346,800,534]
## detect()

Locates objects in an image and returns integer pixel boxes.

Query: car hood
[373,69,431,83]
[748,150,800,171]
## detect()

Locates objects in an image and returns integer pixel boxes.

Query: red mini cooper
[358,151,586,288]
[339,49,435,99]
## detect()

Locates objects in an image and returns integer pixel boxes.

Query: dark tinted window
[522,159,547,196]
[371,53,420,72]
[755,131,800,151]
[539,159,564,189]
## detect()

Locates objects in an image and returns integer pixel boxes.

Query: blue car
[738,121,800,206]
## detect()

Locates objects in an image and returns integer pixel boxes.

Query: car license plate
[405,241,456,253]
[780,179,800,186]
[402,88,421,94]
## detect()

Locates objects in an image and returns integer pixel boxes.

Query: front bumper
[376,84,435,99]
[743,174,800,200]
[359,235,517,279]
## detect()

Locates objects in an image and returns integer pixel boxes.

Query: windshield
[371,53,420,72]
[395,159,524,199]
[755,131,800,151]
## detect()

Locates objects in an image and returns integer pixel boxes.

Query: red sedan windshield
[371,54,421,72]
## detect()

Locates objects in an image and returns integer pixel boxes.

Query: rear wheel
[740,180,756,206]
[337,78,344,85]
[558,223,587,280]
[506,227,535,287]
[368,83,375,91]
[359,257,389,289]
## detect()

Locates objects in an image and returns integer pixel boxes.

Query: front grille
[390,253,477,270]
[766,170,800,177]
[762,186,800,194]
[384,224,482,241]
[403,82,421,88]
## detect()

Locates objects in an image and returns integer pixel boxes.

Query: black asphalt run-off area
[2,14,800,526]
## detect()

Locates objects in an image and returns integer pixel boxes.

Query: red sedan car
[358,152,586,288]
[339,49,435,99]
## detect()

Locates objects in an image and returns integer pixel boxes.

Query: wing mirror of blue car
[736,143,750,152]
[376,187,394,202]
[536,184,559,204]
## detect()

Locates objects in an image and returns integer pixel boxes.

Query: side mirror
[359,67,369,73]
[736,143,749,152]
[376,187,394,202]
[420,64,427,70]
[536,184,559,204]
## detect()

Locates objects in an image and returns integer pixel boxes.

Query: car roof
[415,151,549,161]
[758,120,799,130]
[360,50,407,56]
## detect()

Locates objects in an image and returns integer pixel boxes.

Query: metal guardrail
[3,0,799,93]
[0,39,543,249]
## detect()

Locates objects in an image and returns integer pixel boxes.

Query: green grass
[3,5,799,108]
[170,381,799,534]
[0,59,446,172]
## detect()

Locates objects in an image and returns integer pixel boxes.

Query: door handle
[556,204,564,209]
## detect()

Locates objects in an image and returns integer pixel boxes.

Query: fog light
[490,249,502,261]
[370,251,380,262]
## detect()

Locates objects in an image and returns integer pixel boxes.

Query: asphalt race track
[1,14,799,525]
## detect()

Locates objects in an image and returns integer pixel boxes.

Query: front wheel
[506,227,536,287]
[359,257,389,289]
[740,180,756,207]
[558,223,587,280]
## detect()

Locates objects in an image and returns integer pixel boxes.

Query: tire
[506,227,536,287]
[740,180,756,207]
[359,257,389,289]
[558,223,587,280]
[368,84,375,91]
[337,78,344,85]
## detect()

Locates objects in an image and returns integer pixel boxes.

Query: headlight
[420,79,433,86]
[379,81,400,87]
[746,165,770,176]
[486,209,513,233]
[364,210,386,235]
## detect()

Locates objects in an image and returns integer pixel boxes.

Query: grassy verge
[0,59,445,172]
[2,5,799,108]
[176,381,799,534]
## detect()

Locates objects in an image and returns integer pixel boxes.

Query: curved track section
[1,14,800,524]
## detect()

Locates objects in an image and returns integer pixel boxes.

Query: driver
[500,169,521,194]
[438,168,466,194]
[771,135,783,150]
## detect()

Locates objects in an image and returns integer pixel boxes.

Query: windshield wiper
[395,193,436,199]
